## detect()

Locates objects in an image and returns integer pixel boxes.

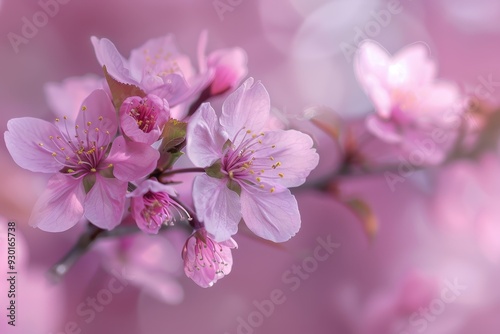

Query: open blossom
[186,78,319,242]
[354,40,463,159]
[119,94,169,144]
[91,33,247,117]
[91,34,209,108]
[182,227,237,288]
[128,179,191,234]
[4,89,159,232]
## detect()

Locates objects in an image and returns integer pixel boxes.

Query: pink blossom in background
[44,74,104,121]
[354,40,464,163]
[182,227,237,288]
[187,77,319,242]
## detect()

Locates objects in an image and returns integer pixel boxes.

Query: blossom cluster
[4,33,319,288]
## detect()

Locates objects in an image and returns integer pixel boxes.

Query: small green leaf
[205,160,224,179]
[345,198,378,240]
[103,65,146,110]
[156,119,188,171]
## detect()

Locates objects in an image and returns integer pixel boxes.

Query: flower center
[129,98,159,133]
[220,128,283,193]
[39,111,114,178]
[191,230,229,275]
[141,191,191,229]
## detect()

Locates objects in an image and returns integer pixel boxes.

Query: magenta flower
[91,34,210,107]
[182,227,237,288]
[186,78,319,242]
[119,94,169,145]
[354,40,462,145]
[4,89,159,232]
[128,179,191,234]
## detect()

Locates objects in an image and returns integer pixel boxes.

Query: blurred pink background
[1,0,500,333]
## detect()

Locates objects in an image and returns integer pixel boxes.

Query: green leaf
[345,198,378,240]
[156,119,188,171]
[103,65,146,110]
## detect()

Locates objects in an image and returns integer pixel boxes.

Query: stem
[47,223,142,282]
[159,167,205,180]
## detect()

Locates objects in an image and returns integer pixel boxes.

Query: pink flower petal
[44,74,103,121]
[220,77,271,139]
[207,47,248,95]
[186,103,226,167]
[365,115,402,143]
[84,174,127,230]
[254,129,319,188]
[240,187,300,242]
[106,136,159,182]
[75,89,117,146]
[91,36,138,86]
[390,43,436,88]
[192,174,241,242]
[5,117,65,173]
[29,174,85,232]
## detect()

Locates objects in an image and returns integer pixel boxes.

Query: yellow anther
[87,121,92,126]
[258,140,262,144]
[55,118,60,122]
[260,132,265,136]
[270,156,275,161]
[259,184,265,189]
[256,177,261,182]
[49,135,54,139]
[52,152,57,157]
[98,116,103,121]
[107,163,113,168]
[270,187,275,193]
[246,129,252,134]
[39,143,44,146]
[229,171,234,179]
[90,168,97,172]
[67,169,75,173]
[252,134,257,139]
[63,116,68,120]
[81,106,87,111]
[278,173,284,178]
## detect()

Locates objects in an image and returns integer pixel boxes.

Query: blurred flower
[44,74,104,121]
[186,77,319,242]
[4,89,159,231]
[354,40,463,163]
[182,227,237,288]
[128,179,191,234]
[100,232,185,305]
[119,94,169,144]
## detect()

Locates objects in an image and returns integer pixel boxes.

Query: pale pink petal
[129,34,195,81]
[254,129,319,188]
[240,187,300,242]
[390,43,436,88]
[44,74,103,120]
[5,117,65,173]
[365,115,402,143]
[220,77,271,139]
[91,36,138,85]
[84,175,127,230]
[106,136,159,182]
[354,40,391,90]
[29,174,85,232]
[192,174,241,242]
[207,47,248,95]
[146,73,191,105]
[186,103,226,167]
[75,89,117,147]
